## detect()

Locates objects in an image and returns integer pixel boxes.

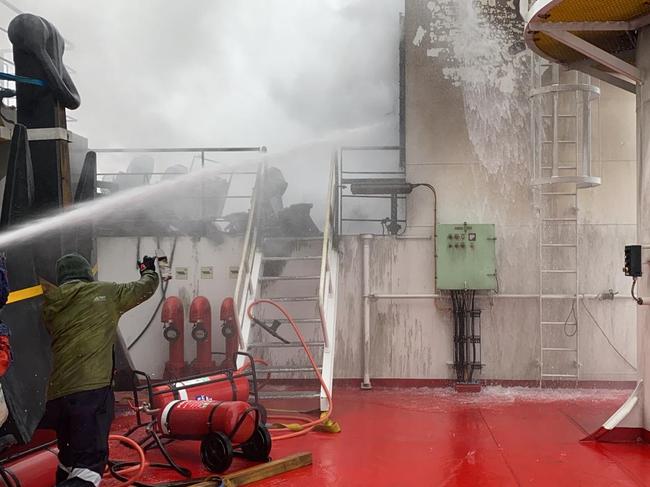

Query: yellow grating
[542,0,650,22]
[534,30,636,63]
[527,0,648,65]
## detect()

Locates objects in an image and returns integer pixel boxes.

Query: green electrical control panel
[436,223,497,290]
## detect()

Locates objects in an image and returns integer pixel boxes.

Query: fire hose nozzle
[155,249,172,281]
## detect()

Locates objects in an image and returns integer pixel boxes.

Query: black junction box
[624,245,642,277]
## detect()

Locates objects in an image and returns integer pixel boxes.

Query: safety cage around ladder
[529,55,600,188]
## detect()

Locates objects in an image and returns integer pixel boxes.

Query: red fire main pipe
[219,297,239,370]
[189,296,216,374]
[161,296,186,379]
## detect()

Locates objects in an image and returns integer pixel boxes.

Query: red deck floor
[105,386,650,486]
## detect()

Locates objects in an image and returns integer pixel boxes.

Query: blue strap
[0,72,46,87]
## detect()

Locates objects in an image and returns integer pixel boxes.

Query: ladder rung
[541,269,577,274]
[542,244,576,248]
[542,347,578,352]
[542,218,577,222]
[259,275,320,281]
[541,192,577,196]
[541,321,577,325]
[541,374,578,378]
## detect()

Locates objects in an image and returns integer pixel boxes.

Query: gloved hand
[137,256,156,275]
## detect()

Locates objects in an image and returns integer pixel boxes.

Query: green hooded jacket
[42,254,159,400]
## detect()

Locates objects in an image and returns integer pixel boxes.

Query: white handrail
[233,162,264,347]
[318,153,337,348]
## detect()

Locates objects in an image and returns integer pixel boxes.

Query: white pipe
[361,234,373,390]
[368,293,629,300]
[395,235,432,240]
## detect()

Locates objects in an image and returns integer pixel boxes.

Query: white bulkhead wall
[97,236,243,378]
[333,0,638,382]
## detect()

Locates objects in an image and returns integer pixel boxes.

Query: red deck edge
[330,378,637,389]
[116,378,637,391]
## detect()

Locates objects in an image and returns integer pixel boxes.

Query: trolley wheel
[200,432,233,472]
[241,425,272,462]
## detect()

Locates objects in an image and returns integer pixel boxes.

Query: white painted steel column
[361,234,373,389]
[638,26,650,430]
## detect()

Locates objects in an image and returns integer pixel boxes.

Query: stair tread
[262,256,322,261]
[273,318,321,324]
[249,341,325,348]
[259,275,320,281]
[263,236,323,242]
[262,296,319,302]
[256,367,322,373]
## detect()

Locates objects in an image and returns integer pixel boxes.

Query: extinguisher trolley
[123,351,270,476]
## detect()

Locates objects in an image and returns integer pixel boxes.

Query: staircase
[234,157,339,411]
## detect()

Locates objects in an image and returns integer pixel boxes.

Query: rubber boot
[56,477,95,487]
[56,466,68,484]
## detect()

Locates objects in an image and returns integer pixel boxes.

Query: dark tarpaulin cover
[0,125,52,444]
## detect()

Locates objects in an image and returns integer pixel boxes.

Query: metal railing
[317,153,338,348]
[338,145,404,235]
[93,146,263,228]
[233,163,265,348]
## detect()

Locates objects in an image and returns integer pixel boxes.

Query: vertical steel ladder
[530,57,600,386]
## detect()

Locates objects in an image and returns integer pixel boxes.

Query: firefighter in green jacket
[40,253,159,487]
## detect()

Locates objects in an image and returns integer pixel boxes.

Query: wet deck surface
[106,386,650,486]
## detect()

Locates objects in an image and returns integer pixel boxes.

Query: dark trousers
[39,386,114,486]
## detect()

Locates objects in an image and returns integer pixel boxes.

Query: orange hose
[106,435,146,486]
[246,299,333,440]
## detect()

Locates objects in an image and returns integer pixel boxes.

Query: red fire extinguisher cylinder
[151,373,250,410]
[159,400,257,444]
[0,447,59,486]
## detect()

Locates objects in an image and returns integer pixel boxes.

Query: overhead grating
[525,0,650,72]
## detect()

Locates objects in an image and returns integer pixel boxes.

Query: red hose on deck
[246,299,333,440]
[106,435,146,487]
